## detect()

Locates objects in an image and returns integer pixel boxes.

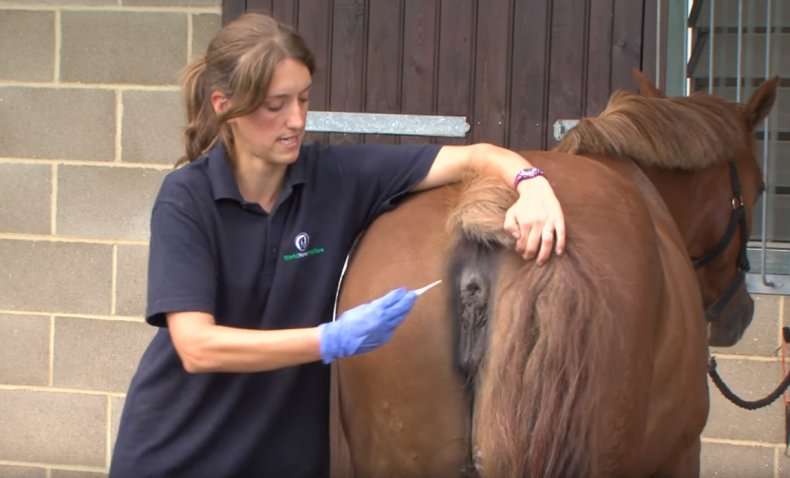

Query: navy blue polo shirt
[110,141,439,478]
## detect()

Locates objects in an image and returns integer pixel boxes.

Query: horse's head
[633,70,778,346]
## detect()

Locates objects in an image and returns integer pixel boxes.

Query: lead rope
[707,355,790,411]
[708,326,790,447]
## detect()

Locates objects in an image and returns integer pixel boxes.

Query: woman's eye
[265,104,284,112]
[298,97,309,104]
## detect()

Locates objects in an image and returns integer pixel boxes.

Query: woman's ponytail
[179,57,218,166]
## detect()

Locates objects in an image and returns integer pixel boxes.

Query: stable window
[676,0,789,294]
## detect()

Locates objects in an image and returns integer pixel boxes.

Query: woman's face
[228,58,312,166]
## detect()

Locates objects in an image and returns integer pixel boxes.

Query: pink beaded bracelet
[513,167,545,189]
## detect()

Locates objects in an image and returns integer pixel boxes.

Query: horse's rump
[333,185,472,478]
[460,153,707,477]
[332,152,708,477]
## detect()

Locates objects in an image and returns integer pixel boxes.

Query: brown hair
[178,13,315,165]
[555,90,748,170]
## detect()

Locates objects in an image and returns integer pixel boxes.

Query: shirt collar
[206,141,308,203]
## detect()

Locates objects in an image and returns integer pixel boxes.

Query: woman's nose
[286,100,306,129]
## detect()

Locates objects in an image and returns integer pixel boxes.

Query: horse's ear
[632,68,664,98]
[743,77,779,130]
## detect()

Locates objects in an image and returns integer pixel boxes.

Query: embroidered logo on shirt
[295,232,310,252]
[283,232,325,262]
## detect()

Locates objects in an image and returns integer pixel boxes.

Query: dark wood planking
[436,0,475,145]
[222,0,246,24]
[656,0,669,92]
[272,0,299,28]
[642,0,669,91]
[547,0,588,147]
[365,0,404,144]
[299,0,333,145]
[509,0,551,150]
[400,0,439,145]
[472,0,512,145]
[610,0,644,92]
[228,0,657,148]
[642,0,656,87]
[246,0,273,15]
[329,0,367,145]
[586,0,614,117]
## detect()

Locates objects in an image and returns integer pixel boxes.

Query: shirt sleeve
[326,143,440,226]
[145,195,216,327]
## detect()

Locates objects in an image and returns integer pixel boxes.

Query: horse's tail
[478,248,614,477]
[450,175,623,478]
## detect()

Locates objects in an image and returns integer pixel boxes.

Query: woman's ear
[210,90,229,115]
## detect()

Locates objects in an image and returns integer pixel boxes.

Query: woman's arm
[167,311,322,373]
[413,143,565,265]
[167,287,416,373]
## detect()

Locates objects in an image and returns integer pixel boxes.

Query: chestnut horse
[330,74,777,477]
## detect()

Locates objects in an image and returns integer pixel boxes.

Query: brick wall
[0,1,220,476]
[1,1,789,477]
[703,294,790,477]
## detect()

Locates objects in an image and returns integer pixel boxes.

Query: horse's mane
[448,175,614,477]
[555,91,747,170]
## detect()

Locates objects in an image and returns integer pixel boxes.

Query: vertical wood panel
[232,0,656,147]
[472,0,512,145]
[401,0,439,144]
[611,0,644,91]
[436,0,475,145]
[510,0,551,150]
[222,0,246,25]
[643,0,668,91]
[586,0,614,116]
[272,0,298,27]
[366,0,403,144]
[329,0,368,144]
[299,0,332,144]
[547,0,588,147]
[246,0,272,14]
[642,0,658,88]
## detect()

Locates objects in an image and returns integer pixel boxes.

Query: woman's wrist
[516,175,550,197]
[470,144,547,194]
[513,167,545,190]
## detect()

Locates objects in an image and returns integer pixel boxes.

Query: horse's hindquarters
[332,152,710,478]
[332,186,471,478]
[464,153,708,477]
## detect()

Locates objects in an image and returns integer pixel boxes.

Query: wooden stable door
[222,0,661,149]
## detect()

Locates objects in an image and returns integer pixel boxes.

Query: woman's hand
[503,176,565,265]
[412,143,566,264]
[318,288,417,363]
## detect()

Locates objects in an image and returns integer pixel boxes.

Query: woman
[110,13,564,478]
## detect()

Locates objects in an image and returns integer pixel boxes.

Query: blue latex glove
[318,288,417,363]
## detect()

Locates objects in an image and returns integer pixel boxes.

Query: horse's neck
[617,162,692,256]
[637,164,711,248]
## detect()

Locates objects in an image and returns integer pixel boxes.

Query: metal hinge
[553,119,580,141]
